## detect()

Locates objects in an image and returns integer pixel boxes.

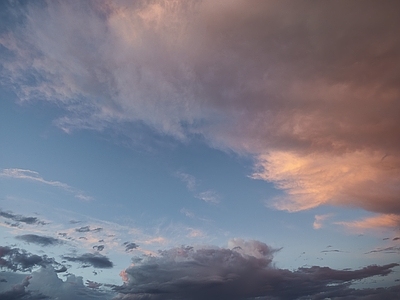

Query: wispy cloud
[0,168,93,201]
[195,190,220,204]
[176,171,221,204]
[175,171,197,191]
[336,214,400,230]
[313,214,333,230]
[1,0,400,225]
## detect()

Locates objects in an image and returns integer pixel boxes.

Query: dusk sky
[1,1,400,299]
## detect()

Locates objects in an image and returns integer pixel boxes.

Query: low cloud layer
[115,239,399,299]
[1,0,399,223]
[1,241,399,299]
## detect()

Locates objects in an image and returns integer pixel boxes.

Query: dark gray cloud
[0,246,64,272]
[123,242,138,252]
[365,246,400,254]
[75,226,103,233]
[62,253,113,269]
[115,240,399,300]
[93,245,104,252]
[15,234,61,247]
[0,210,46,226]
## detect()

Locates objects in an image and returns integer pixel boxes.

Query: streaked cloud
[15,234,62,247]
[0,209,46,226]
[175,171,197,191]
[336,214,400,230]
[62,253,113,269]
[0,168,93,201]
[195,190,220,204]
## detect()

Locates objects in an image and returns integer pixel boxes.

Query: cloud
[195,190,220,204]
[313,214,333,230]
[365,246,400,255]
[75,226,103,233]
[0,169,92,201]
[15,234,61,247]
[0,209,46,226]
[115,239,399,300]
[0,275,47,300]
[1,1,400,220]
[336,214,400,230]
[0,267,114,300]
[0,246,63,272]
[62,253,113,269]
[175,172,197,192]
[123,242,139,252]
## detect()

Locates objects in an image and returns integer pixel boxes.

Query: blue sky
[1,1,400,299]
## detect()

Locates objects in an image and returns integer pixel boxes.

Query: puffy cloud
[123,242,139,253]
[15,234,61,247]
[62,253,113,269]
[115,240,399,300]
[0,267,114,300]
[0,246,64,272]
[1,1,400,220]
[0,275,47,300]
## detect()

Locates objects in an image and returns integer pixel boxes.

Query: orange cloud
[253,151,400,214]
[336,214,400,230]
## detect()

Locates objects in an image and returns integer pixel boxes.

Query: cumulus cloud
[62,253,113,269]
[115,239,399,300]
[15,234,61,247]
[0,169,93,201]
[1,1,400,223]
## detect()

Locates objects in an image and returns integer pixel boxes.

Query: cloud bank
[1,1,400,220]
[1,241,399,299]
[115,239,399,300]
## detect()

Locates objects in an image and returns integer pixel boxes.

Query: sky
[0,0,400,299]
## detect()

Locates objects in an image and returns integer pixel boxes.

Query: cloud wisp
[0,168,93,201]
